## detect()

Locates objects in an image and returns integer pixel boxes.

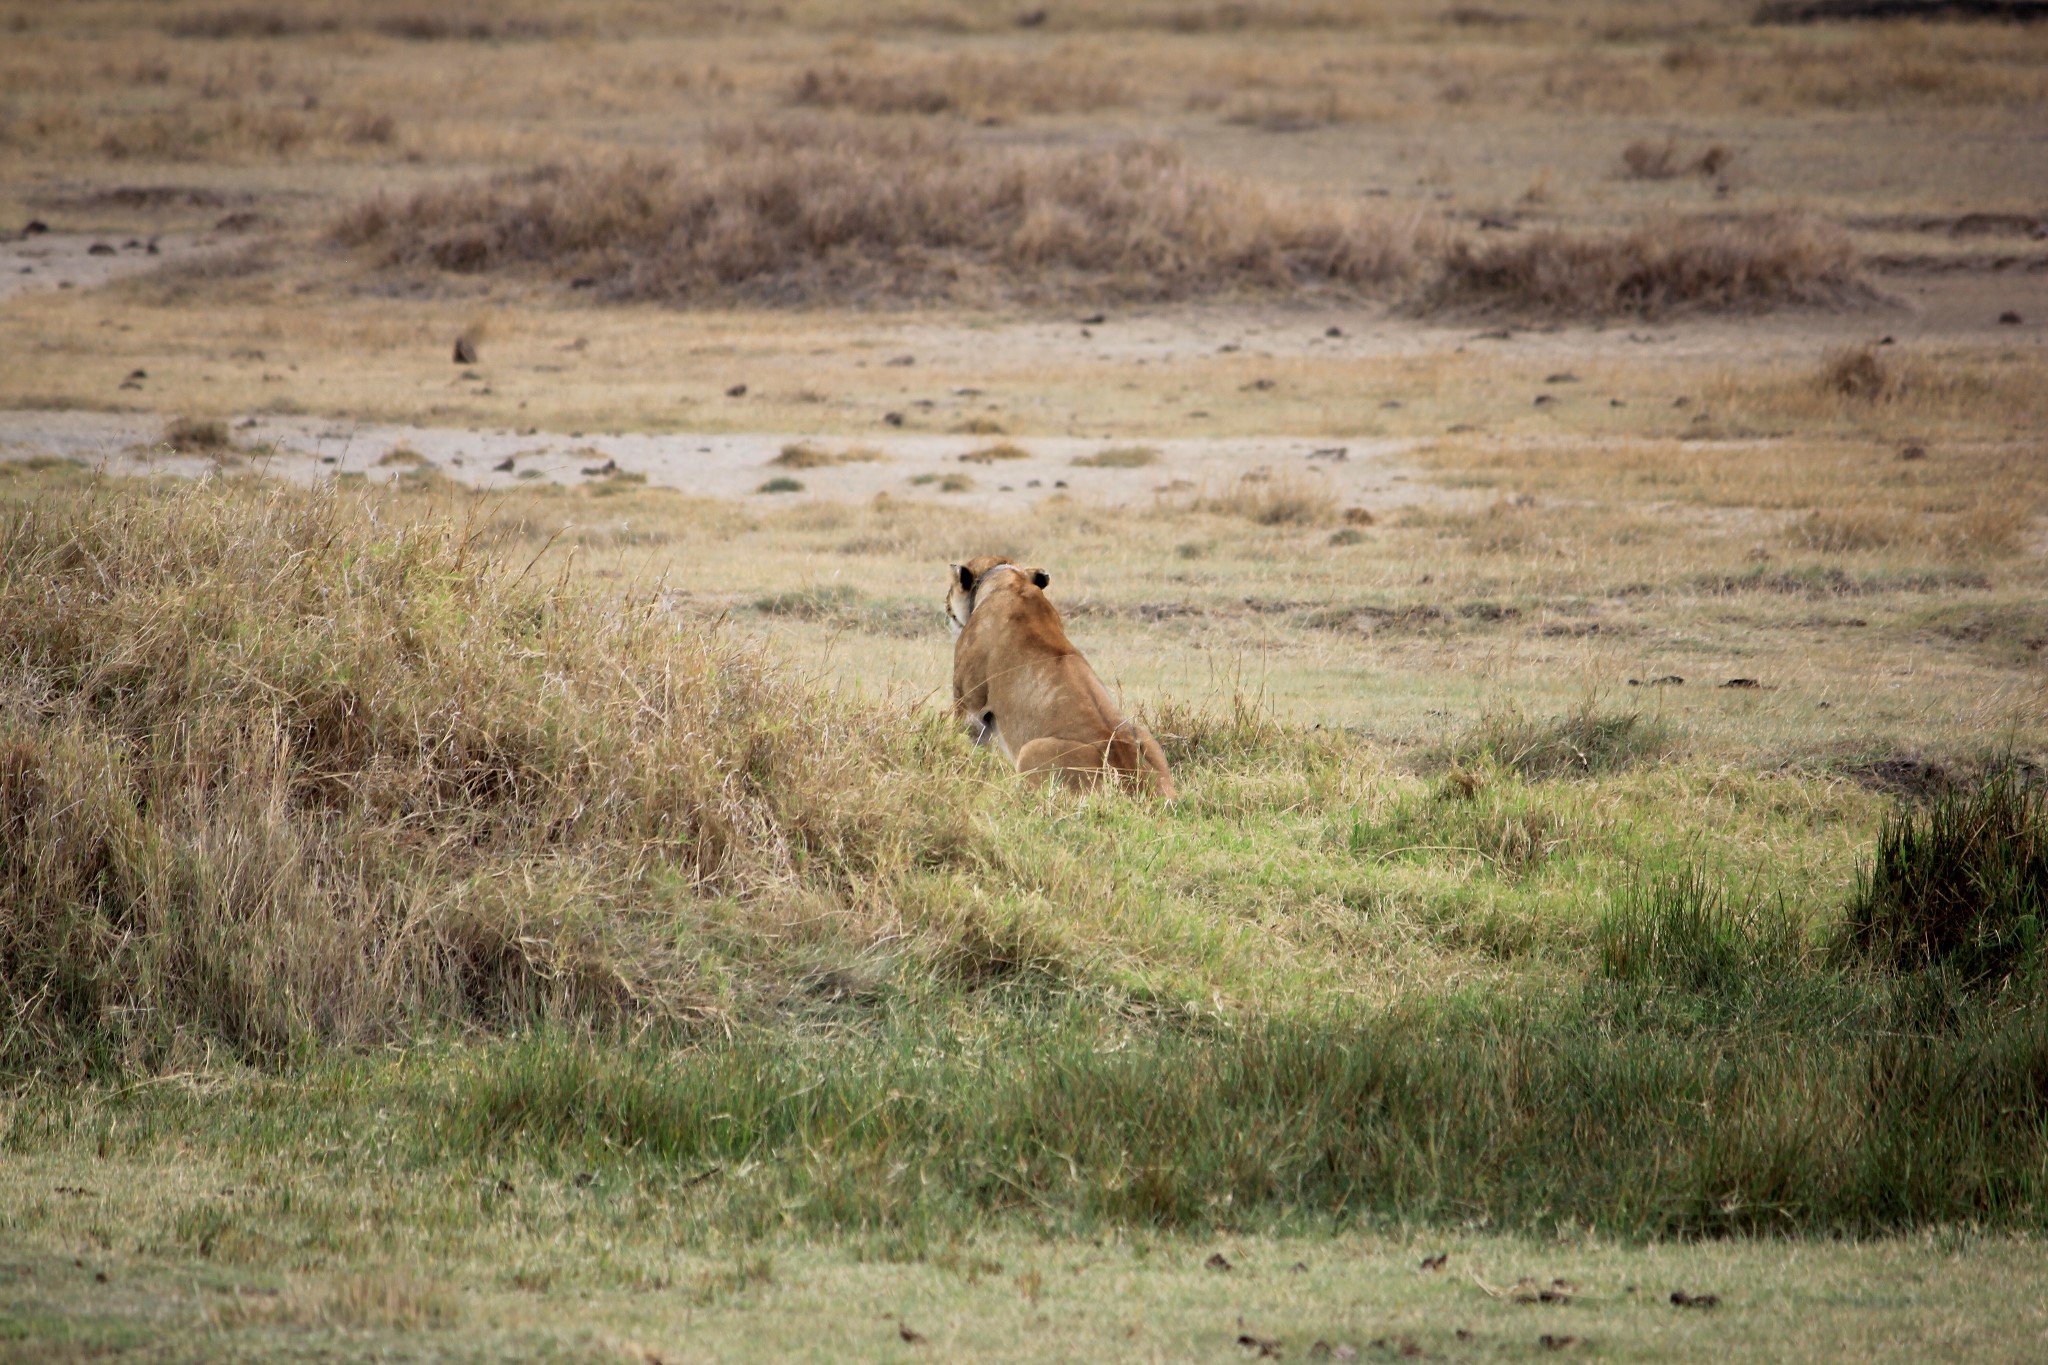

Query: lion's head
[947,556,1050,636]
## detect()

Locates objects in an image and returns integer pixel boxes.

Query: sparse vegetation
[756,475,805,493]
[1071,445,1160,468]
[791,55,1126,119]
[959,441,1031,463]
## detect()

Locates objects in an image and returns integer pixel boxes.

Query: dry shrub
[1194,469,1336,527]
[332,121,1426,306]
[791,55,1125,118]
[1424,213,1876,319]
[770,443,886,469]
[1621,139,1679,180]
[1816,344,1901,401]
[163,415,231,451]
[0,484,990,1071]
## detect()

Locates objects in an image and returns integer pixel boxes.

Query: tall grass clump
[0,483,988,1073]
[1839,770,2046,987]
[1448,701,1676,779]
[1599,868,1802,994]
[1424,212,1877,319]
[332,121,1426,306]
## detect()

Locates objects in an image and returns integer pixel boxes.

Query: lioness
[947,556,1175,797]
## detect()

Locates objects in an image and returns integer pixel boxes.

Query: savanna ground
[2,1,2046,1360]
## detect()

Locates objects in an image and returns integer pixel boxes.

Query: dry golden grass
[0,482,1007,1068]
[1715,347,2048,433]
[1424,214,1877,319]
[1191,467,1337,526]
[329,121,1426,306]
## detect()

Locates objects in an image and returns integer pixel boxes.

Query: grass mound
[1839,770,2046,985]
[0,483,988,1072]
[1423,213,1877,319]
[331,122,1426,306]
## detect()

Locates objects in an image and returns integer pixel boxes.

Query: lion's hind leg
[1014,737,1112,791]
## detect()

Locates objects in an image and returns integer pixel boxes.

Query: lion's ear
[1030,568,1050,589]
[953,563,974,592]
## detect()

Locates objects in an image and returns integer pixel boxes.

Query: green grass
[5,480,2048,1359]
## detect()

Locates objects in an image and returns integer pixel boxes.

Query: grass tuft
[1450,702,1677,779]
[1599,868,1800,993]
[1816,343,1900,400]
[1193,469,1336,526]
[1839,770,2047,987]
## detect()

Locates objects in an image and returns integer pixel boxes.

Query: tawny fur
[947,556,1175,798]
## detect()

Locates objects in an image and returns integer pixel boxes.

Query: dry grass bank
[330,121,1427,305]
[0,481,998,1070]
[1422,213,1879,319]
[326,125,1890,317]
